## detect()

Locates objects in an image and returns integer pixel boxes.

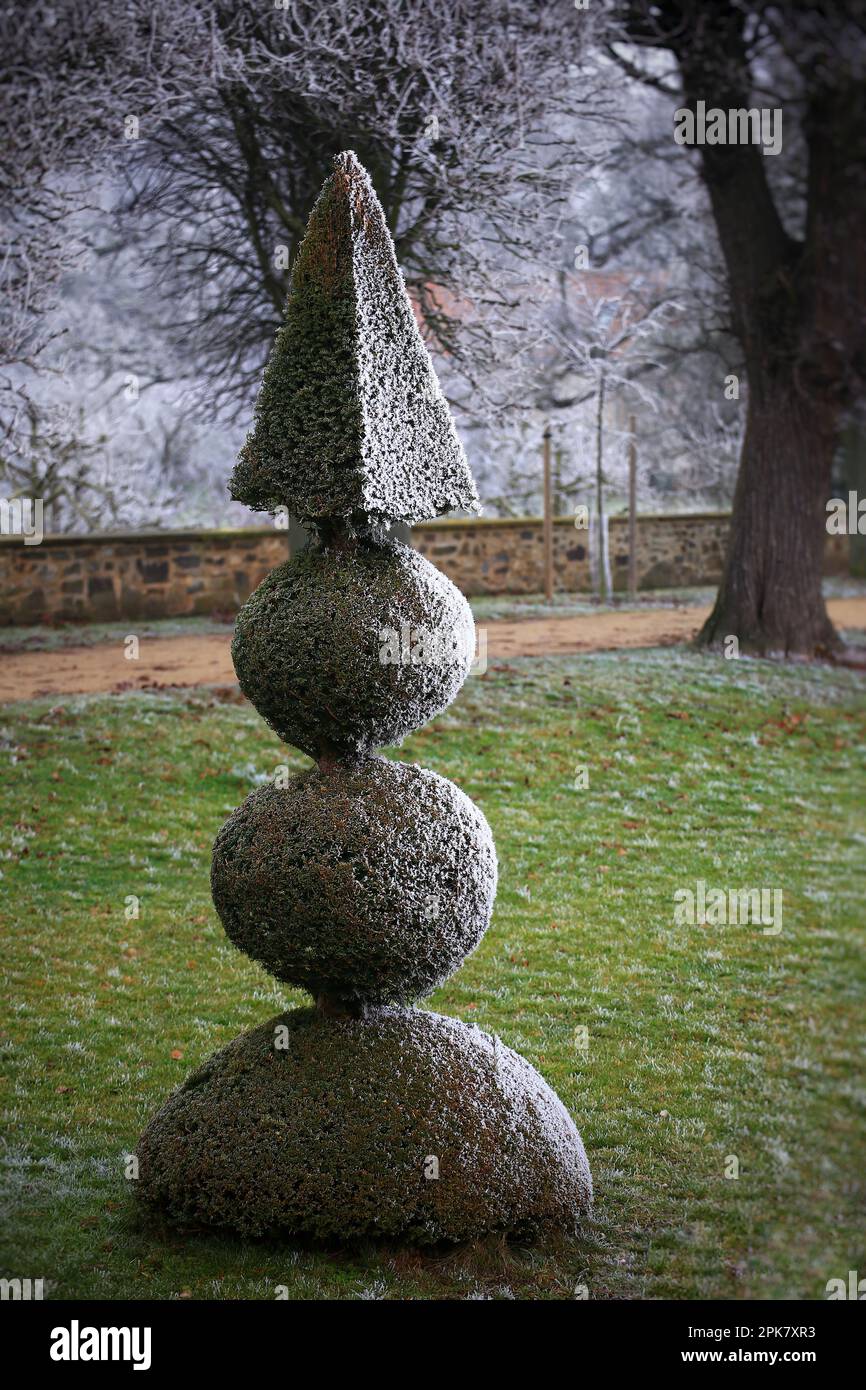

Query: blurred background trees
[2,0,864,653]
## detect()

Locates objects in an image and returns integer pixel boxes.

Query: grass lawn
[1,646,864,1300]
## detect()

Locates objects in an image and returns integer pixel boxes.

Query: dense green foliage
[211,757,495,1007]
[232,538,472,760]
[137,1005,589,1242]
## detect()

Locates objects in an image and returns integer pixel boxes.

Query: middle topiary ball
[231,537,474,760]
[211,756,497,1007]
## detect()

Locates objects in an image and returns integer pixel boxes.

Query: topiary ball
[136,1006,592,1243]
[211,757,497,1006]
[231,537,474,760]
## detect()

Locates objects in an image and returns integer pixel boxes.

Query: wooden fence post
[627,415,637,599]
[543,425,553,601]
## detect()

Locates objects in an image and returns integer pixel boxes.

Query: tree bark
[841,417,866,578]
[698,369,839,655]
[623,1,866,657]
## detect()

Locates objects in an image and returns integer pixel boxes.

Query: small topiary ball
[136,1006,592,1243]
[211,757,497,1006]
[231,536,474,760]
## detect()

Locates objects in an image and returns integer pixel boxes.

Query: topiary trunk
[136,152,591,1244]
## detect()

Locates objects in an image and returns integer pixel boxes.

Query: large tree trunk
[841,416,866,578]
[672,4,843,657]
[623,1,866,659]
[698,372,839,655]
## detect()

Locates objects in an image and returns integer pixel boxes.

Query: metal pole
[543,425,553,601]
[627,414,637,599]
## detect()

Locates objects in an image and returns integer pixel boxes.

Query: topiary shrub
[211,758,496,1006]
[231,537,474,760]
[229,151,479,525]
[137,1007,591,1243]
[137,150,592,1245]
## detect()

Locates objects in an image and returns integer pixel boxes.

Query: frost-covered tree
[607,0,866,656]
[447,44,746,529]
[549,45,745,514]
[545,271,681,589]
[0,1,208,517]
[112,0,607,418]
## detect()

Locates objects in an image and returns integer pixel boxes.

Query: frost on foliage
[230,151,479,524]
[136,1005,591,1242]
[140,152,590,1246]
[231,538,475,760]
[211,757,497,1007]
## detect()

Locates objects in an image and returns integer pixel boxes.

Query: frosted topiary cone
[136,150,592,1244]
[230,150,479,525]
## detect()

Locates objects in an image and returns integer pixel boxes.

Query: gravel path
[2,598,865,703]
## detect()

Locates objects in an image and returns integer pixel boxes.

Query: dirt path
[3,598,866,703]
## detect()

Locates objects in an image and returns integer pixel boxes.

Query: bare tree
[112,0,608,419]
[609,1,866,656]
[547,272,681,596]
[0,1,208,515]
[0,2,205,367]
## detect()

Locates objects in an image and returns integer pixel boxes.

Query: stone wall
[0,528,289,626]
[0,513,851,624]
[412,513,850,596]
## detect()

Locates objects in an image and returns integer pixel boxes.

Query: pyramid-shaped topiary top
[230,151,480,524]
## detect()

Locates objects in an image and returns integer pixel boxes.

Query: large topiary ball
[136,1006,592,1242]
[231,537,474,760]
[211,757,497,1006]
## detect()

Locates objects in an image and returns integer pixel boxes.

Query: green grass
[1,648,865,1300]
[0,615,234,654]
[470,575,866,621]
